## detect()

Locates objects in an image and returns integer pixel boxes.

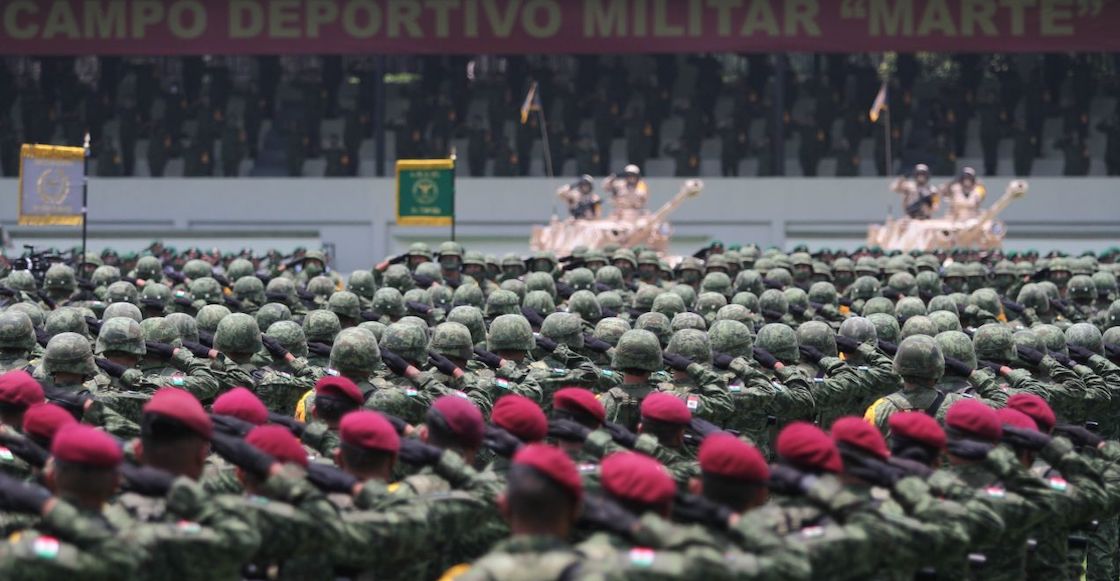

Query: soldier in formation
[0,241,1116,579]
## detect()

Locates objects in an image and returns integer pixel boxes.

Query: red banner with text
[1,0,1116,55]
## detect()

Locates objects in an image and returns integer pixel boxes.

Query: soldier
[890,163,938,220]
[555,175,601,220]
[0,312,37,374]
[598,329,730,430]
[939,167,986,223]
[601,164,648,219]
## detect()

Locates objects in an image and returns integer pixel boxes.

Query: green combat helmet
[0,312,36,352]
[695,293,728,324]
[140,317,181,348]
[182,259,212,281]
[669,285,697,310]
[597,292,624,314]
[632,286,662,313]
[414,263,444,287]
[731,292,759,313]
[104,302,142,323]
[328,291,361,323]
[234,276,266,305]
[135,256,163,282]
[485,290,521,319]
[651,292,688,320]
[973,324,1015,363]
[500,279,526,301]
[523,291,556,316]
[214,313,262,356]
[667,328,712,365]
[634,312,672,348]
[166,313,201,345]
[541,312,584,349]
[306,276,337,301]
[525,272,557,301]
[900,315,938,339]
[708,319,754,359]
[715,304,751,325]
[197,305,232,334]
[96,317,147,357]
[6,303,45,328]
[935,331,977,372]
[266,277,299,307]
[382,264,415,293]
[43,263,77,296]
[671,312,707,334]
[839,317,877,346]
[894,297,927,323]
[303,310,342,344]
[797,321,838,358]
[868,313,901,344]
[46,307,90,339]
[849,276,881,301]
[893,335,945,382]
[928,295,958,316]
[611,329,663,372]
[564,268,595,293]
[1066,275,1096,302]
[755,324,799,365]
[758,289,789,316]
[372,287,406,320]
[567,291,601,324]
[43,332,97,378]
[358,321,387,342]
[487,314,534,353]
[701,272,734,299]
[1065,323,1103,355]
[1032,324,1067,355]
[5,271,37,294]
[226,259,255,282]
[106,281,139,305]
[447,306,487,347]
[808,282,839,307]
[593,317,631,347]
[452,284,484,309]
[347,271,377,302]
[928,310,962,334]
[734,270,765,297]
[91,265,121,288]
[331,328,381,376]
[255,303,292,332]
[188,278,224,305]
[429,322,474,361]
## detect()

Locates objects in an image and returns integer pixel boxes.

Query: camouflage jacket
[599,364,732,430]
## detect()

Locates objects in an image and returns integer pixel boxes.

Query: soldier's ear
[496,492,511,524]
[687,477,701,496]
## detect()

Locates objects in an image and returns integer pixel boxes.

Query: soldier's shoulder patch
[984,485,1006,498]
[32,536,60,560]
[404,387,419,397]
[175,520,202,534]
[387,482,402,494]
[798,525,825,538]
[686,395,700,410]
[452,390,470,400]
[628,547,656,568]
[728,381,743,393]
[169,372,186,387]
[492,378,512,390]
[578,462,598,473]
[0,447,13,462]
[325,368,341,376]
[247,494,271,506]
[551,367,568,377]
[771,380,785,390]
[1047,476,1069,492]
[600,369,615,378]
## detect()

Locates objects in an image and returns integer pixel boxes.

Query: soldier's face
[1050,271,1070,286]
[463,264,483,277]
[532,259,552,273]
[793,265,812,281]
[638,265,657,280]
[834,272,854,286]
[945,277,965,291]
[613,260,632,275]
[585,260,605,273]
[303,259,323,276]
[916,173,929,185]
[408,256,428,269]
[440,257,462,271]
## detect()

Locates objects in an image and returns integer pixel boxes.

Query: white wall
[2,177,1118,272]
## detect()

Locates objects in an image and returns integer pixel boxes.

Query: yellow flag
[869,81,888,123]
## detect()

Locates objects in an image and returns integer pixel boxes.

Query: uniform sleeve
[684,362,733,423]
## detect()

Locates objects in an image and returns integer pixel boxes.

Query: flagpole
[81,132,90,260]
[884,103,892,176]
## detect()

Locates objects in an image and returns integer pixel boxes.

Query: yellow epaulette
[864,397,888,425]
[438,563,471,581]
[293,389,314,422]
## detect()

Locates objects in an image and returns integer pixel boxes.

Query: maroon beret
[22,403,77,443]
[212,387,268,426]
[997,407,1038,431]
[51,424,122,468]
[831,416,889,460]
[340,410,400,453]
[699,433,769,483]
[246,424,308,468]
[431,395,484,449]
[776,421,842,474]
[553,387,605,423]
[640,392,691,425]
[315,376,363,406]
[513,443,582,501]
[143,387,213,439]
[600,451,676,506]
[888,412,946,451]
[492,395,548,442]
[1007,393,1055,433]
[945,400,1002,443]
[0,370,44,407]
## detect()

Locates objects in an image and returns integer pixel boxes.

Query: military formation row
[0,241,1116,580]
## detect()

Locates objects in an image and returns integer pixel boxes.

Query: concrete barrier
[3,177,1118,272]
